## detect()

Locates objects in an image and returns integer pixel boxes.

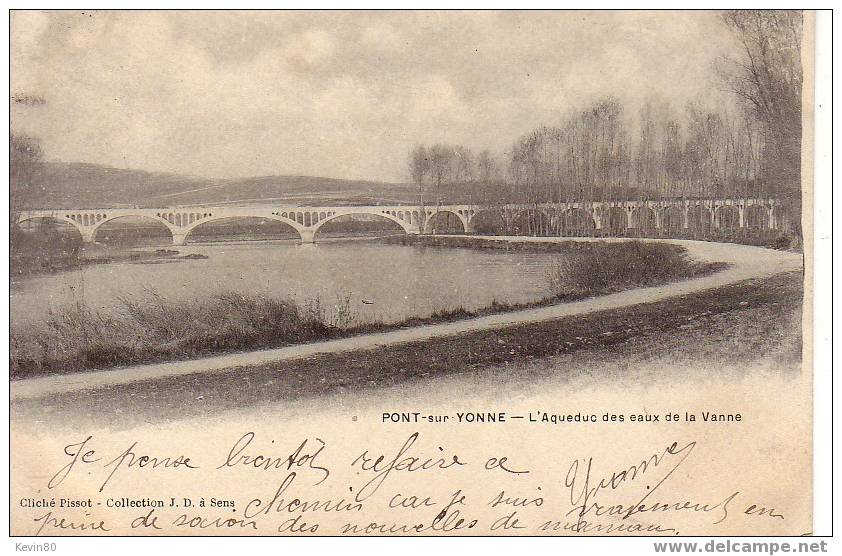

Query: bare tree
[11,92,47,239]
[408,30,801,240]
[717,9,803,234]
[408,144,429,228]
[427,144,453,204]
[451,145,475,187]
[10,133,43,212]
[477,150,501,185]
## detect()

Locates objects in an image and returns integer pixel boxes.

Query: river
[10,238,560,328]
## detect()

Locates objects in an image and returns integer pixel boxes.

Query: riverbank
[388,231,798,251]
[389,235,729,301]
[11,239,721,378]
[11,244,209,278]
[11,269,803,426]
[10,238,802,400]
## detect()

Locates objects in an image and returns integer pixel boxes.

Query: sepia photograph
[7,8,828,543]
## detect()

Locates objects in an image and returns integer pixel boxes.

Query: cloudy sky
[11,10,740,182]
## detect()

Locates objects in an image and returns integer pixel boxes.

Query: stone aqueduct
[15,198,783,245]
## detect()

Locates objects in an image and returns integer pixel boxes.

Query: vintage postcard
[8,9,823,539]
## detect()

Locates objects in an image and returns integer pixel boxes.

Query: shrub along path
[10,237,803,400]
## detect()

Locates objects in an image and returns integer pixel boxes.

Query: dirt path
[10,237,803,400]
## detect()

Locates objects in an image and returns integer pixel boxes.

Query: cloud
[359,20,405,52]
[11,10,740,182]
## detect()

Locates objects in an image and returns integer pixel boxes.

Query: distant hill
[22,162,420,209]
[18,161,669,210]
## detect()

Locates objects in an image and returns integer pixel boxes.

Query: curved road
[10,237,803,400]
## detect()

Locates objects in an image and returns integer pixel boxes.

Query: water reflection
[10,239,558,327]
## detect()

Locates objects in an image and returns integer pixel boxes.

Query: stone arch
[560,208,596,235]
[510,209,552,236]
[602,206,628,235]
[15,215,85,243]
[424,210,466,234]
[744,204,770,230]
[715,205,741,229]
[313,211,415,238]
[91,214,175,244]
[771,204,789,231]
[183,214,303,243]
[661,205,685,232]
[629,206,657,231]
[686,205,713,235]
[470,209,507,235]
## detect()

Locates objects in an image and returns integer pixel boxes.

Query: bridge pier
[79,229,96,244]
[172,232,188,246]
[299,229,316,244]
[591,209,603,230]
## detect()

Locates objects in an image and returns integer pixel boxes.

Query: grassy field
[10,241,723,378]
[11,270,803,428]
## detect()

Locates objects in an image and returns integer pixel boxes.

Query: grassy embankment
[10,227,207,277]
[10,230,83,276]
[11,270,803,427]
[10,240,726,378]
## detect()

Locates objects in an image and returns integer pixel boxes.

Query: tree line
[406,11,803,237]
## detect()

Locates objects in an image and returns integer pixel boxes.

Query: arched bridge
[14,198,783,245]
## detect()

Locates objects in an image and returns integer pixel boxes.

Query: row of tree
[407,10,803,235]
[408,144,504,206]
[503,97,773,204]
